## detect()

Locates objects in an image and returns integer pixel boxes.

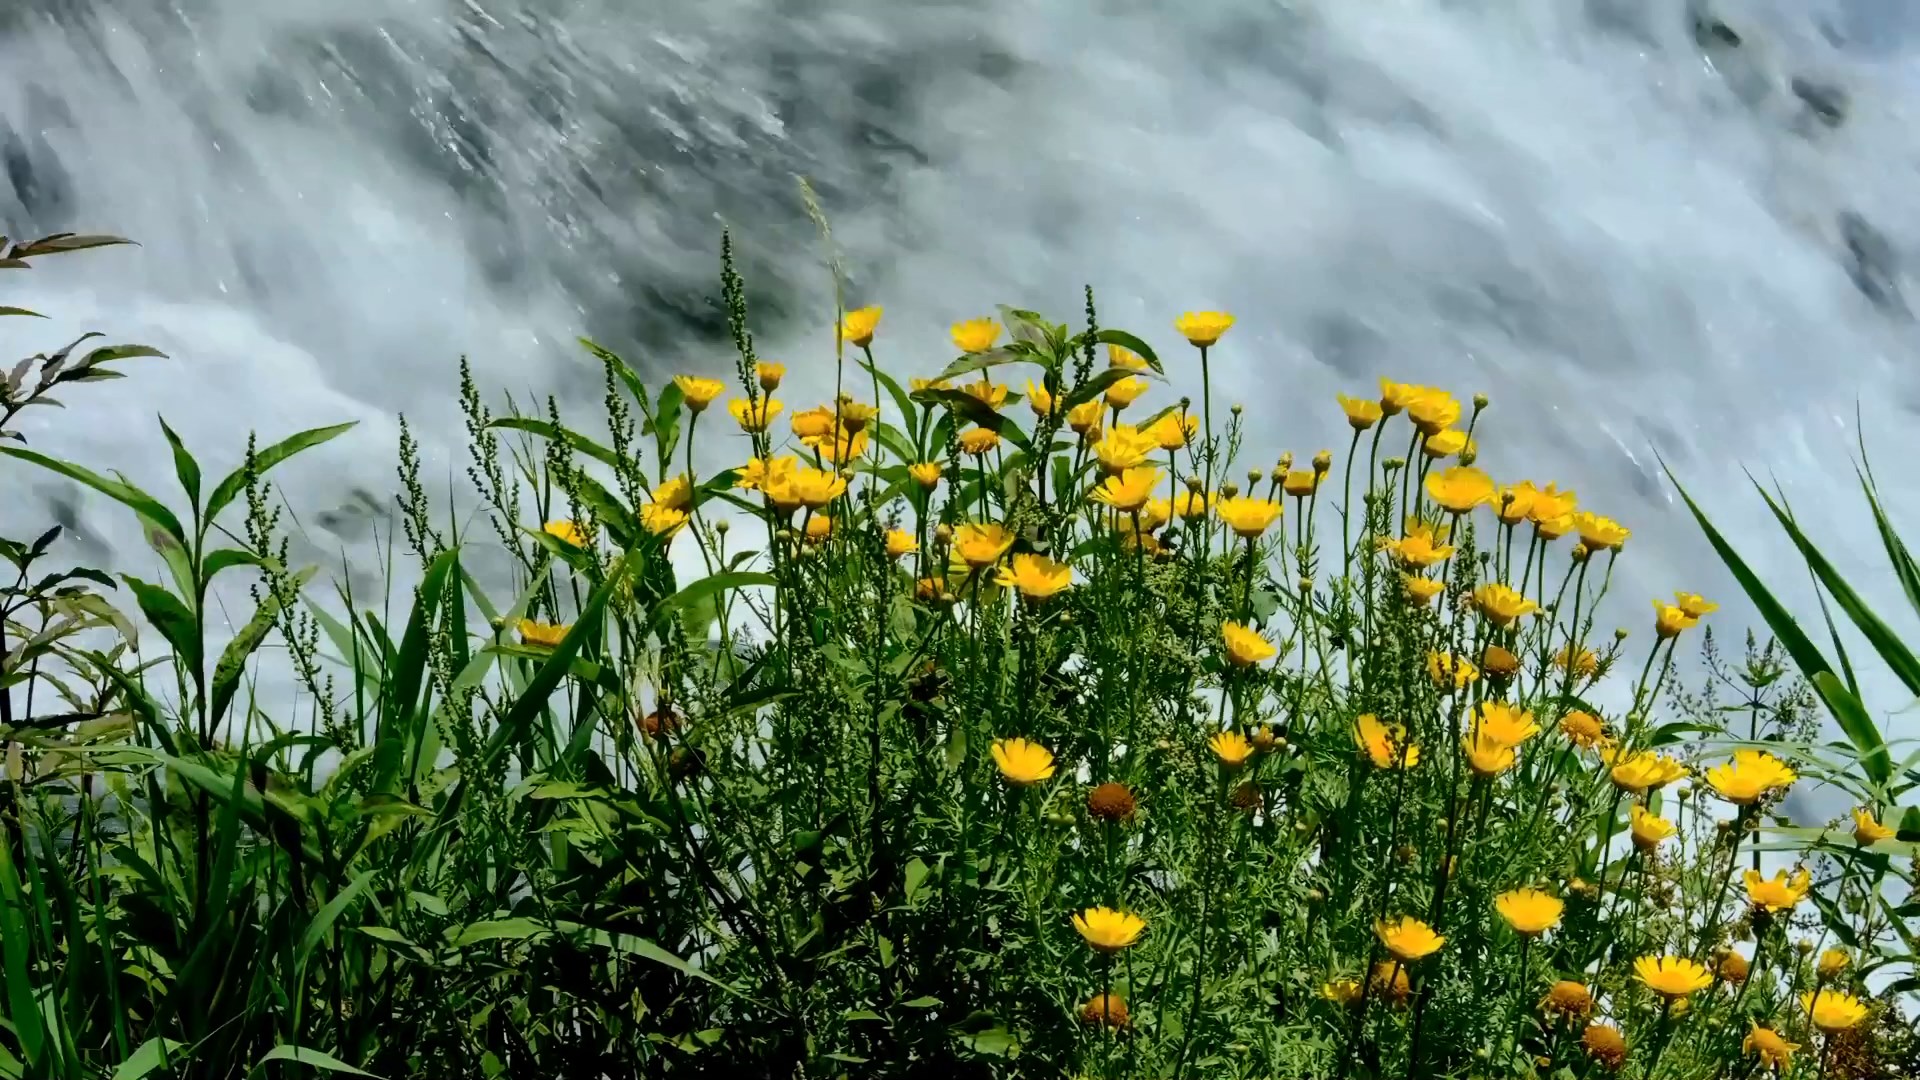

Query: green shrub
[0,229,1913,1079]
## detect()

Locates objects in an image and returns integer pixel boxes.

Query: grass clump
[0,229,1915,1079]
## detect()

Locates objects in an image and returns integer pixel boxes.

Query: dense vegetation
[0,227,1915,1079]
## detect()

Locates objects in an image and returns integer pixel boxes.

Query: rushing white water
[4,0,1920,745]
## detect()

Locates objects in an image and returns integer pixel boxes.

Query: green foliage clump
[0,228,1915,1080]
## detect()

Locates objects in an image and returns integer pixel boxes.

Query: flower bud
[1571,543,1591,563]
[1248,468,1265,485]
[1473,392,1489,410]
[1221,483,1240,498]
[1230,403,1243,415]
[1184,475,1204,493]
[1313,450,1333,473]
[935,525,953,544]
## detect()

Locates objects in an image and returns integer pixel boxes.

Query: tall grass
[0,228,1914,1079]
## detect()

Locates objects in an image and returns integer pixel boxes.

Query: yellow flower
[1378,378,1424,416]
[909,461,943,489]
[1630,805,1676,849]
[640,503,689,538]
[834,398,880,432]
[791,405,837,441]
[990,737,1056,785]
[518,619,569,648]
[652,475,694,512]
[1743,868,1811,913]
[736,455,797,493]
[542,519,589,548]
[909,376,949,393]
[1375,917,1445,963]
[1355,714,1420,769]
[1281,469,1320,498]
[1555,645,1600,679]
[673,375,726,411]
[755,361,785,390]
[1652,599,1699,639]
[1025,380,1058,418]
[1216,496,1283,539]
[1800,989,1868,1034]
[1338,393,1383,430]
[728,396,784,433]
[1145,411,1195,450]
[1068,399,1105,435]
[1705,750,1797,805]
[1322,978,1364,1008]
[804,515,834,543]
[1494,889,1564,936]
[839,305,883,347]
[1105,376,1150,410]
[1209,730,1255,769]
[1635,955,1711,999]
[1463,731,1517,778]
[1494,482,1537,525]
[784,467,847,510]
[1535,512,1575,541]
[951,317,1001,353]
[1108,343,1151,371]
[1093,425,1157,473]
[1852,807,1895,845]
[953,523,1015,569]
[1407,389,1460,436]
[1472,583,1539,627]
[1744,1024,1799,1070]
[1137,498,1172,533]
[1175,310,1235,346]
[1425,466,1495,514]
[1403,574,1445,606]
[1427,651,1478,691]
[886,529,918,559]
[1609,751,1689,794]
[1221,621,1278,667]
[1673,592,1717,618]
[1174,489,1210,521]
[1390,520,1454,568]
[1473,702,1541,747]
[1818,948,1850,979]
[1010,553,1072,600]
[958,427,1002,456]
[1422,428,1472,460]
[1073,906,1146,952]
[1574,511,1630,551]
[1560,710,1606,748]
[1582,1023,1628,1069]
[1480,642,1519,675]
[954,379,1006,413]
[1529,483,1577,523]
[1540,981,1595,1020]
[816,426,869,466]
[1091,466,1162,514]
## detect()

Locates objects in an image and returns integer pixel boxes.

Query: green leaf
[111,1038,186,1080]
[250,1045,381,1078]
[203,547,270,584]
[1085,328,1165,375]
[0,307,44,318]
[447,918,552,947]
[122,575,202,675]
[1664,464,1890,784]
[650,571,775,633]
[0,446,186,545]
[860,359,920,442]
[204,422,357,522]
[8,233,133,258]
[156,417,201,509]
[0,822,47,1070]
[478,558,631,775]
[1061,367,1145,413]
[298,871,379,971]
[579,337,649,408]
[1754,480,1920,699]
[486,416,623,471]
[211,566,313,724]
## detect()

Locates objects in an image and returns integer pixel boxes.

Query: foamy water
[4,0,1919,746]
